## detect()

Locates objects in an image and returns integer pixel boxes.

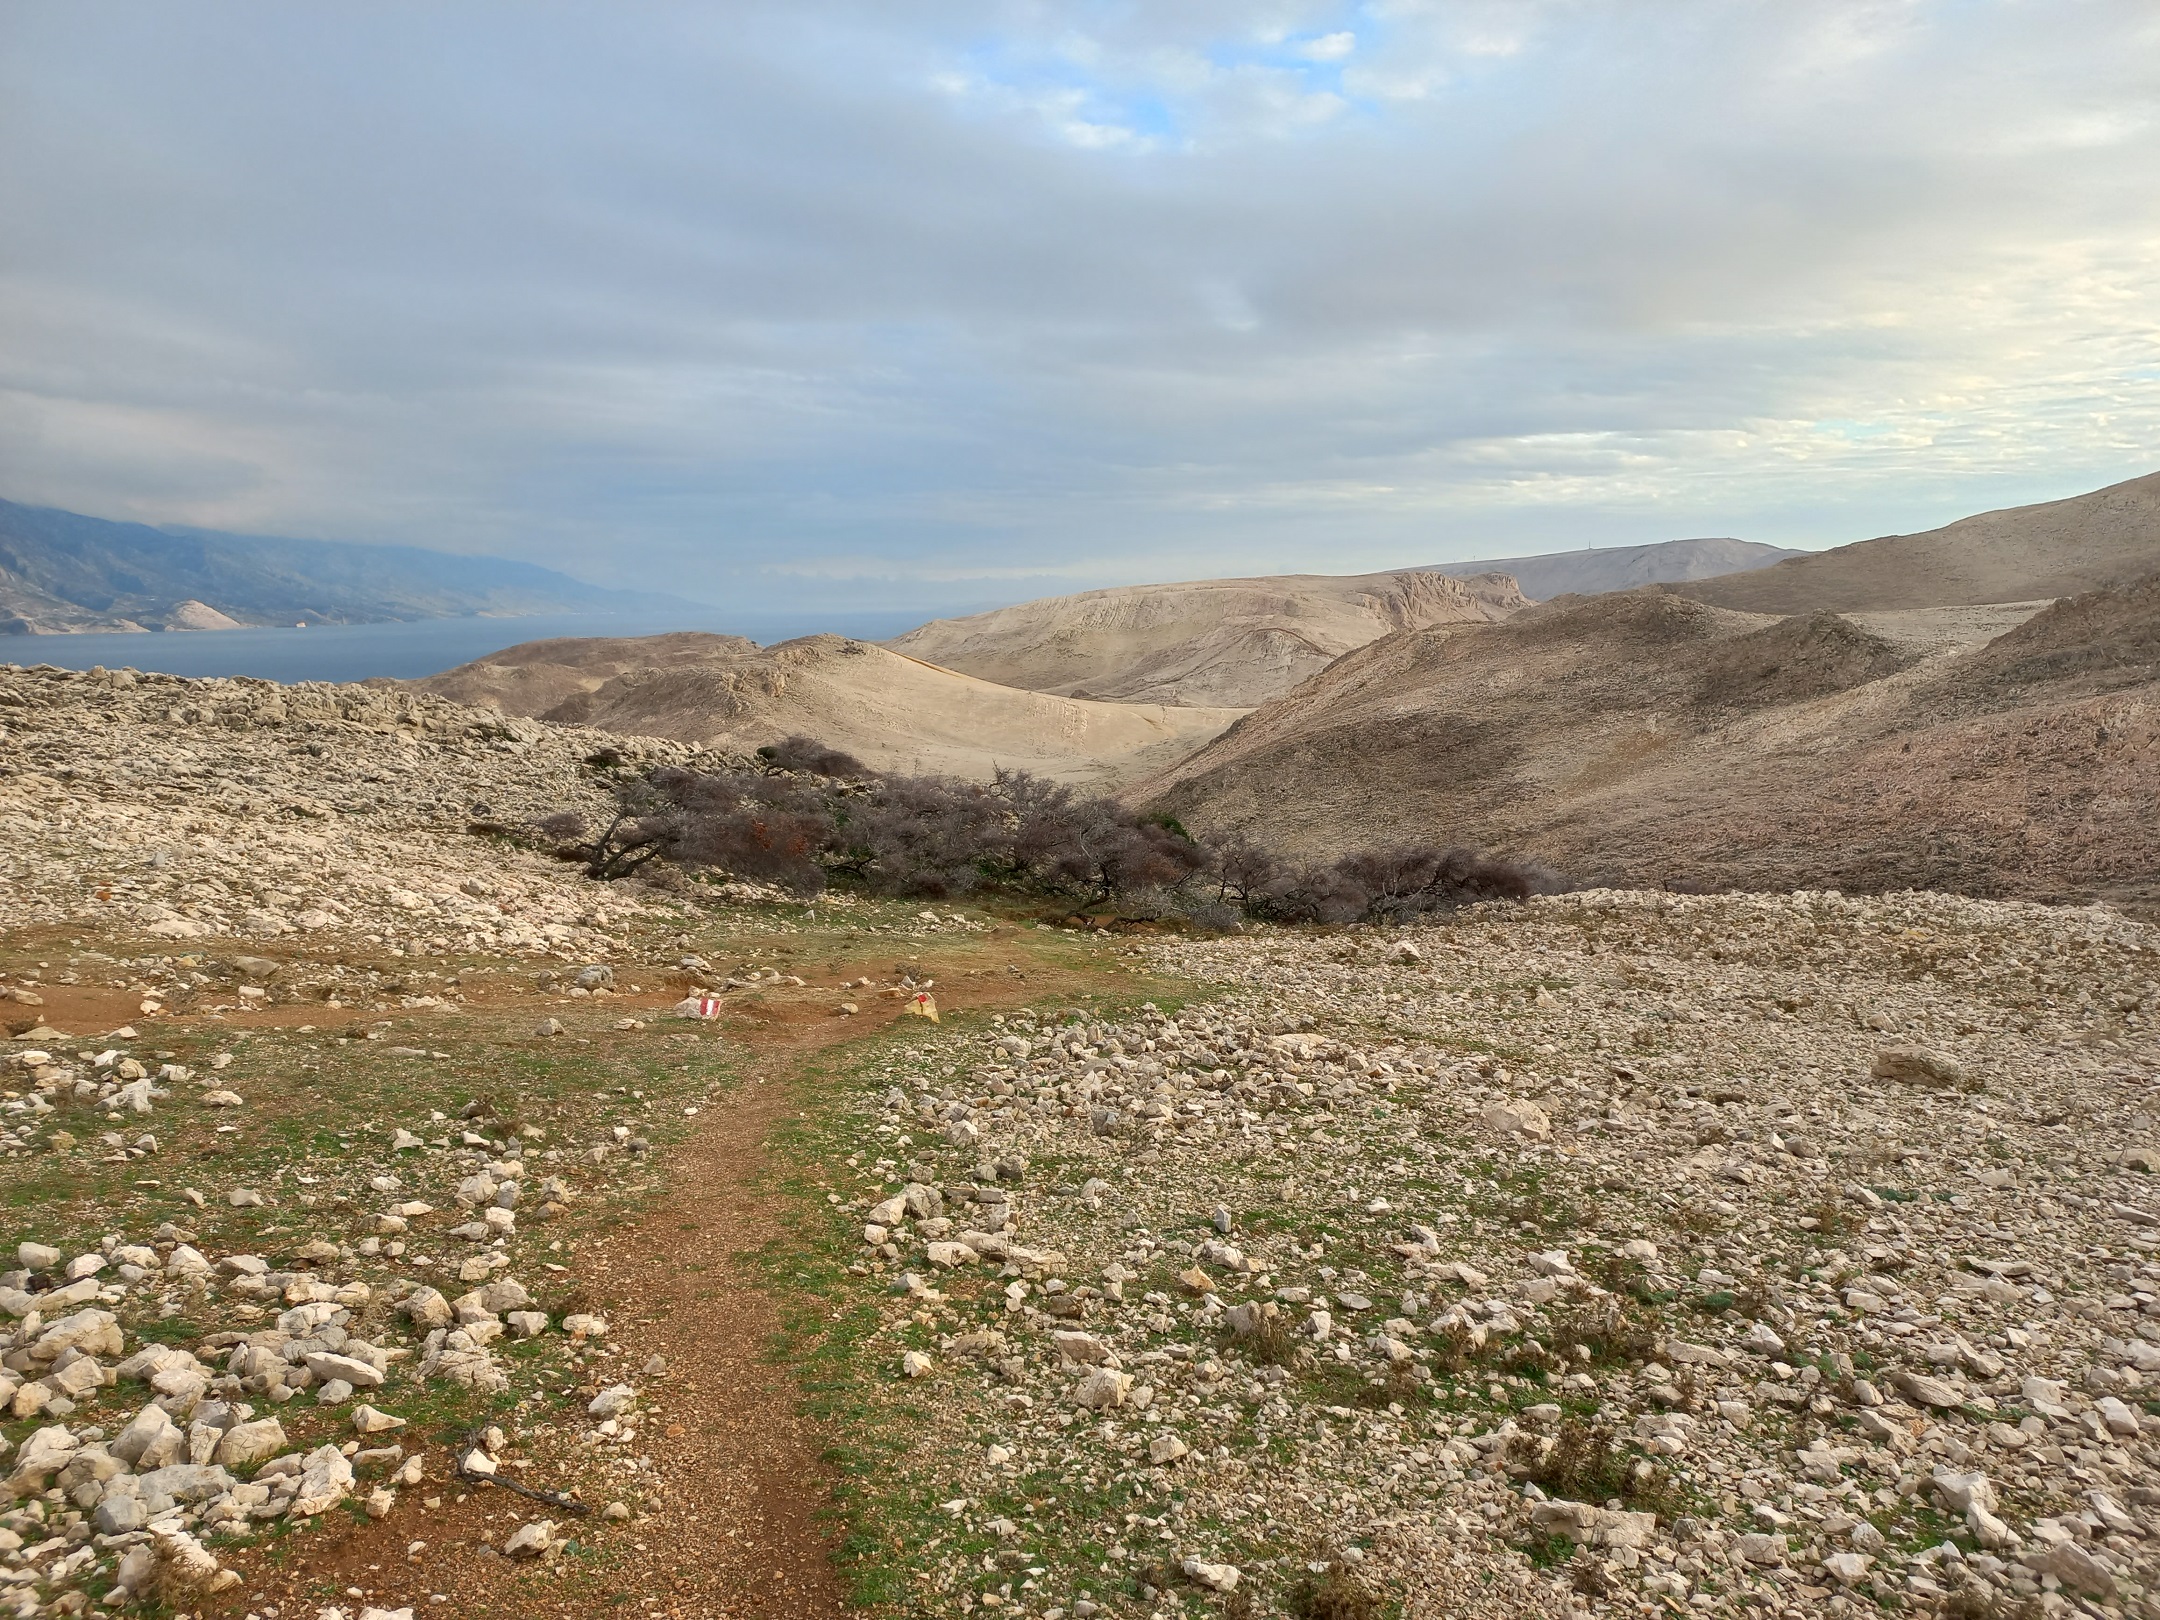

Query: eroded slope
[412,632,1244,787]
[1139,582,2160,908]
[887,569,1526,708]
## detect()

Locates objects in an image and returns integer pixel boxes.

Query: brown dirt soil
[201,932,1110,1619]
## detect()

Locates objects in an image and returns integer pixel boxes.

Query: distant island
[0,497,683,634]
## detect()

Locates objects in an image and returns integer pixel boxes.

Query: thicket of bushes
[537,738,1564,927]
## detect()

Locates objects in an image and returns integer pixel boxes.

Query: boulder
[1071,1368,1133,1410]
[1871,1046,1976,1091]
[1481,1098,1552,1141]
[1530,1499,1657,1550]
[214,1418,289,1468]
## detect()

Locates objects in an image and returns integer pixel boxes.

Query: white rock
[1181,1558,1240,1592]
[1480,1099,1551,1141]
[1071,1368,1132,1410]
[1738,1323,1786,1357]
[1149,1434,1190,1465]
[304,1351,387,1389]
[214,1418,288,1468]
[291,1443,355,1517]
[504,1519,557,1558]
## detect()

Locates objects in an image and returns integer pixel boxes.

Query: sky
[3,1,2158,616]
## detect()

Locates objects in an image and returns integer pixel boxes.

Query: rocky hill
[1671,470,2160,615]
[411,630,1243,786]
[0,496,677,633]
[1428,536,1800,600]
[0,661,713,958]
[3,655,2159,1619]
[887,568,1526,709]
[1137,579,2160,909]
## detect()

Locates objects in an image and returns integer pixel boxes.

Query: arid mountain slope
[413,631,1242,786]
[1672,470,2160,614]
[886,569,1525,708]
[1428,536,1800,600]
[1138,579,2160,908]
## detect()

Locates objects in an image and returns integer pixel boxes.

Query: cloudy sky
[4,1,2157,614]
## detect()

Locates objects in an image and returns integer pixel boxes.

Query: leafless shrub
[831,774,1007,897]
[531,809,588,842]
[554,761,1565,920]
[1186,900,1243,932]
[758,735,868,777]
[1545,1296,1664,1365]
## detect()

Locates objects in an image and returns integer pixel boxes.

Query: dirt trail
[205,932,1108,1618]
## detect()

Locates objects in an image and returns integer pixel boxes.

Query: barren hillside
[1138,578,2160,908]
[1428,535,1799,599]
[886,568,1525,708]
[5,660,2160,1619]
[1672,469,2160,614]
[412,630,1243,786]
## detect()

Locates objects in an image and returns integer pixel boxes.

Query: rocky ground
[4,662,2159,1620]
[792,889,2160,1620]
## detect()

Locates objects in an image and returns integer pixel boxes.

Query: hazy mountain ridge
[0,497,679,633]
[1425,536,1802,600]
[1668,471,2160,613]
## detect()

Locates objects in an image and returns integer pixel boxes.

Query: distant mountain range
[1138,470,2160,906]
[1426,536,1802,600]
[884,537,1800,708]
[0,498,681,634]
[1670,470,2160,613]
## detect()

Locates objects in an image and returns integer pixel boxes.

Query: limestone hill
[1137,579,2160,909]
[886,568,1525,709]
[411,631,1242,787]
[1671,469,2160,614]
[1427,535,1800,600]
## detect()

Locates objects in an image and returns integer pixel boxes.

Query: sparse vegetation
[540,751,1566,923]
[1286,1567,1385,1620]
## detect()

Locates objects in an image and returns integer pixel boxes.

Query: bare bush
[758,735,869,777]
[834,775,1007,898]
[555,759,1567,920]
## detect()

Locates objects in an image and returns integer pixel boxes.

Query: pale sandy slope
[1674,469,2160,613]
[886,569,1526,708]
[411,631,1243,787]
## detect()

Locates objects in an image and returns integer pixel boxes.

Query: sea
[0,608,928,685]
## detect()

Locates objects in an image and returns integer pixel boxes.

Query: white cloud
[1,0,2157,611]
